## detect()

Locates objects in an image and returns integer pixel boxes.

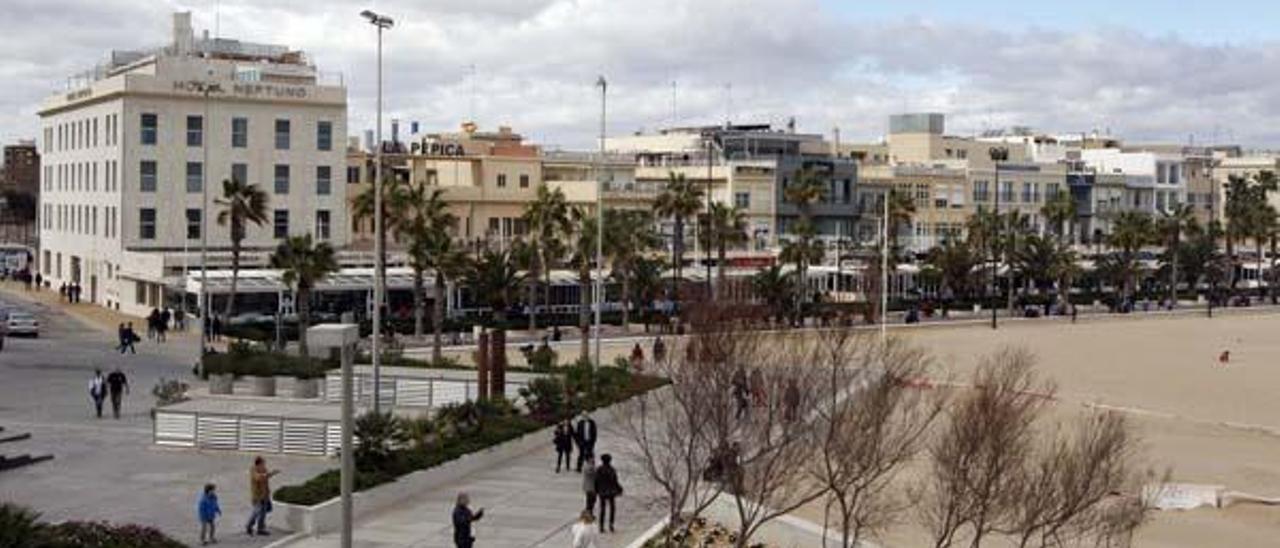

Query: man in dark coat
[452,492,483,548]
[594,453,623,533]
[574,415,598,472]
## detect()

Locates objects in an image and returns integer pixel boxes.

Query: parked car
[5,311,39,337]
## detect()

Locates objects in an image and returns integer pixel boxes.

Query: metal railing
[154,410,340,457]
[323,373,527,408]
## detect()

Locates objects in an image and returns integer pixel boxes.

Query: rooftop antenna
[671,80,677,128]
[724,83,733,127]
[467,63,477,124]
[215,0,221,39]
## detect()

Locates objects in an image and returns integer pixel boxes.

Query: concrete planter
[247,376,277,397]
[291,377,320,399]
[208,374,234,395]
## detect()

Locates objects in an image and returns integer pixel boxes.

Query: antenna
[724,83,733,127]
[215,0,221,39]
[467,63,477,125]
[671,80,677,128]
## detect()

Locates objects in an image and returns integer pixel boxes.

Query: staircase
[0,426,54,472]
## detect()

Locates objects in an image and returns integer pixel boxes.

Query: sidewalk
[273,420,662,548]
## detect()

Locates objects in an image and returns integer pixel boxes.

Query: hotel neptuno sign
[171,81,309,99]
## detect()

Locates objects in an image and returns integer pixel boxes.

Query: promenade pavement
[275,421,663,548]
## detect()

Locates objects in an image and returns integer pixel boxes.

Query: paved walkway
[275,421,663,548]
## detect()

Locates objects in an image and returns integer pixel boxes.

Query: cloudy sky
[4,0,1280,150]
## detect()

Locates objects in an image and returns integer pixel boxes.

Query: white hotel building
[37,13,347,316]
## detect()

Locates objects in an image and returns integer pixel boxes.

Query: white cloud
[3,0,1280,151]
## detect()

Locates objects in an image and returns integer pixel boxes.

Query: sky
[3,0,1280,151]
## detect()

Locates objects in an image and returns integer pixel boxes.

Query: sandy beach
[796,311,1280,547]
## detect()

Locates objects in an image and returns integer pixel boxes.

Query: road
[0,290,328,546]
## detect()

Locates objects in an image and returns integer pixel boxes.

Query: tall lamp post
[187,75,223,357]
[361,9,393,413]
[594,76,606,367]
[989,147,1009,329]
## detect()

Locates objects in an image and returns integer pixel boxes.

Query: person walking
[629,343,644,372]
[213,315,224,342]
[554,421,574,473]
[594,453,623,533]
[575,415,598,472]
[175,307,186,331]
[147,309,159,341]
[652,336,666,363]
[121,322,139,354]
[582,454,597,514]
[570,510,599,548]
[115,323,127,353]
[783,378,801,423]
[88,369,107,418]
[245,457,279,536]
[197,483,222,545]
[106,367,129,419]
[452,492,484,548]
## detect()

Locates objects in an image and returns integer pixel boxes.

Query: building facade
[2,141,40,196]
[37,12,347,315]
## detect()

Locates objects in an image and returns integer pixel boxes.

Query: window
[135,281,146,305]
[140,208,156,239]
[1001,181,1014,203]
[186,162,203,193]
[316,210,331,240]
[186,115,203,147]
[232,117,248,148]
[735,192,750,209]
[497,174,507,188]
[232,163,248,185]
[316,166,332,195]
[1169,165,1181,185]
[1021,183,1033,203]
[1046,183,1061,199]
[274,210,289,238]
[347,166,360,184]
[274,164,290,194]
[140,113,157,145]
[140,161,157,192]
[274,119,290,150]
[519,174,530,188]
[186,209,201,239]
[317,121,332,151]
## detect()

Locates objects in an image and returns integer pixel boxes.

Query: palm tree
[751,264,792,325]
[401,187,457,338]
[925,236,977,315]
[886,188,916,260]
[1107,211,1154,306]
[604,209,660,328]
[1001,211,1032,314]
[214,177,269,318]
[1250,203,1279,302]
[1157,204,1196,307]
[466,248,525,385]
[522,185,572,331]
[351,173,410,322]
[783,167,827,315]
[417,233,467,363]
[653,172,704,313]
[627,256,665,332]
[1223,174,1254,297]
[269,234,338,360]
[698,203,748,298]
[569,207,599,363]
[1040,190,1078,245]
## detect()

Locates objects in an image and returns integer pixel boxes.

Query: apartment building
[37,12,347,315]
[2,141,40,196]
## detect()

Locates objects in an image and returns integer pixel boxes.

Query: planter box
[208,374,234,395]
[292,378,320,399]
[274,393,651,536]
[247,376,277,397]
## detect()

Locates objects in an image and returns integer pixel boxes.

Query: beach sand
[798,311,1280,547]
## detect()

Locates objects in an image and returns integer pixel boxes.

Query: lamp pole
[989,147,1008,329]
[362,9,394,413]
[880,185,888,343]
[705,138,713,297]
[189,75,222,358]
[594,76,606,368]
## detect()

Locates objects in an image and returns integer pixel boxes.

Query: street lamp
[989,146,1009,329]
[361,9,393,413]
[186,75,223,358]
[594,76,606,368]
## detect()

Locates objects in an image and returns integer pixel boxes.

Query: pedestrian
[554,421,574,473]
[175,307,186,331]
[89,369,107,418]
[652,336,666,363]
[245,456,279,536]
[571,509,599,548]
[575,414,598,472]
[34,273,42,290]
[160,308,172,341]
[732,367,749,420]
[1071,304,1078,324]
[629,343,644,371]
[452,492,484,548]
[106,367,129,418]
[198,483,221,545]
[582,454,597,513]
[213,315,223,341]
[58,282,66,302]
[122,322,138,354]
[147,309,159,341]
[594,453,623,533]
[749,369,766,408]
[783,377,801,423]
[115,323,128,353]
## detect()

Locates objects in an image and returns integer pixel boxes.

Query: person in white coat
[570,510,598,548]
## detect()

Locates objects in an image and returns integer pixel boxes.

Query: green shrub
[202,347,331,379]
[354,411,408,472]
[0,503,44,547]
[527,345,558,372]
[0,505,184,548]
[519,377,570,421]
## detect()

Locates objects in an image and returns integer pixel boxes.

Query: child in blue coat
[198,483,221,545]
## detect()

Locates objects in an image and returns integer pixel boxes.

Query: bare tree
[921,348,1052,548]
[809,331,945,548]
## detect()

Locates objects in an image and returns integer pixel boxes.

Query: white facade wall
[1081,149,1185,215]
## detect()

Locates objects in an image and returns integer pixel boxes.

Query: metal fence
[154,411,340,457]
[323,373,526,408]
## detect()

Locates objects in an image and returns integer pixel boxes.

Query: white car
[5,311,39,337]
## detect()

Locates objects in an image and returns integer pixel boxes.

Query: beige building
[37,12,347,316]
[1211,151,1280,223]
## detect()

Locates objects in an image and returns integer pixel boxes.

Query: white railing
[154,411,340,457]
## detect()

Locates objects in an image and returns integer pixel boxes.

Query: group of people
[146,307,180,342]
[194,456,280,544]
[58,281,84,303]
[88,368,129,419]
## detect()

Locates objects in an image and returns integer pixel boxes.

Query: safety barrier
[154,410,341,457]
